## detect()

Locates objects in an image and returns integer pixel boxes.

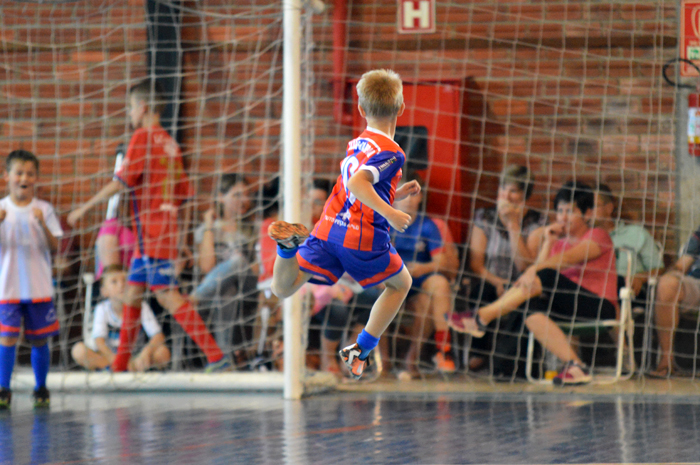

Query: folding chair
[525,248,636,384]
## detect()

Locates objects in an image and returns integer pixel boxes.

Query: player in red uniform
[68,80,229,372]
[268,69,420,379]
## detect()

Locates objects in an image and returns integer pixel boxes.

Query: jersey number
[341,155,359,204]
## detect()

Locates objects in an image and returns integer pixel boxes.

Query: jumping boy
[68,80,229,372]
[0,149,63,409]
[268,69,420,379]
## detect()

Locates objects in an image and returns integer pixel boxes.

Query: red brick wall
[311,0,678,257]
[0,0,680,257]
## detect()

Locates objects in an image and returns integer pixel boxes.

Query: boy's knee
[657,274,681,298]
[423,273,450,293]
[0,337,17,347]
[71,342,86,361]
[391,267,413,293]
[525,312,547,330]
[155,346,171,365]
[270,282,287,299]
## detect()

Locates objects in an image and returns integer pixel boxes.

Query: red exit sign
[397,0,436,34]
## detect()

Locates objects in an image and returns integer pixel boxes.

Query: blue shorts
[297,236,404,289]
[0,300,59,340]
[128,256,178,290]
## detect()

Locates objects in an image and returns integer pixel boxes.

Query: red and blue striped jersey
[312,127,405,252]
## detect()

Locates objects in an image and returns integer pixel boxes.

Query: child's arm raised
[346,170,411,232]
[67,180,123,227]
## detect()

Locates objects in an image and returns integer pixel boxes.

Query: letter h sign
[398,0,435,34]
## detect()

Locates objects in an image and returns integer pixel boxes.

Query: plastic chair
[525,248,636,384]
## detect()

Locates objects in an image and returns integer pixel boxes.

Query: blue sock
[31,344,50,389]
[277,244,298,259]
[356,329,380,360]
[0,345,16,390]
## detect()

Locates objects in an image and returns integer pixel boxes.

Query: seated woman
[193,174,257,362]
[194,173,256,301]
[449,181,618,385]
[465,165,545,370]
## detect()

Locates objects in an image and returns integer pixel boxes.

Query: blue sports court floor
[1,380,700,464]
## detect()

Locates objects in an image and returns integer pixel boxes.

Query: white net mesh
[0,0,690,390]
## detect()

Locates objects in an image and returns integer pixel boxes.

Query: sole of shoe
[446,315,485,338]
[268,222,310,249]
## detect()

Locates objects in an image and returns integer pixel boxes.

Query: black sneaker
[0,388,11,410]
[33,386,50,409]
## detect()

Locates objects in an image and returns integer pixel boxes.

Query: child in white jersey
[71,265,170,372]
[0,150,63,409]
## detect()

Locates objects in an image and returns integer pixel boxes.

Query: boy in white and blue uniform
[0,149,63,409]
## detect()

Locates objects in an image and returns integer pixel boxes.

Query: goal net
[0,0,687,392]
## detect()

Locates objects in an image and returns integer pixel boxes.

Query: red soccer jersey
[115,126,193,260]
[312,127,405,252]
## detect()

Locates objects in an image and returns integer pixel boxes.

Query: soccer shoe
[33,386,50,409]
[446,312,486,338]
[339,343,370,380]
[205,355,233,373]
[433,352,456,373]
[0,388,11,410]
[553,361,592,386]
[268,221,310,250]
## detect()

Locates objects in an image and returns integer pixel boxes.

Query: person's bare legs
[653,273,684,375]
[525,313,582,363]
[449,277,542,337]
[478,279,542,325]
[364,267,412,338]
[71,342,110,370]
[270,254,312,299]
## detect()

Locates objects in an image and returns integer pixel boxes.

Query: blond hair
[356,69,403,119]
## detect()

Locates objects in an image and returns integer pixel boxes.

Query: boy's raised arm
[67,180,123,227]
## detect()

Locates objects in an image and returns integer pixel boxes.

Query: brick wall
[0,0,680,259]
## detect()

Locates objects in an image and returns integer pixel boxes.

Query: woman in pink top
[450,181,617,385]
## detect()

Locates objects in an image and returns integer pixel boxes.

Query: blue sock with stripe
[0,345,16,390]
[356,329,380,361]
[277,244,298,259]
[31,344,50,389]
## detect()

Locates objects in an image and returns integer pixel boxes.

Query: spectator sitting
[389,171,459,377]
[649,225,700,377]
[71,265,170,371]
[593,184,663,301]
[593,184,664,330]
[449,181,618,386]
[466,165,545,370]
[193,173,256,303]
[192,173,258,364]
